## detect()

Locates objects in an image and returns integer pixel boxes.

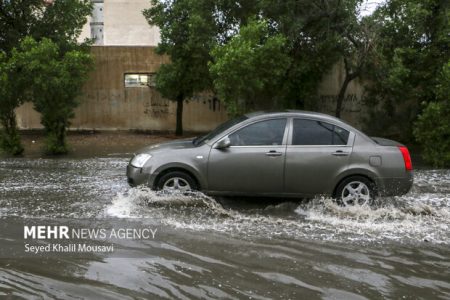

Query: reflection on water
[0,157,449,299]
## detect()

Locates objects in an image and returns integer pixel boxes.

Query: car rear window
[292,119,349,145]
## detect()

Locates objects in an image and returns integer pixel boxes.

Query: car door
[207,118,288,194]
[284,118,353,196]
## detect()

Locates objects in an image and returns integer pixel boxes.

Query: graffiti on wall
[144,95,170,118]
[143,93,223,119]
[149,103,170,118]
[191,94,222,112]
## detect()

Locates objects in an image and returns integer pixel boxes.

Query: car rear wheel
[335,176,376,206]
[157,171,198,192]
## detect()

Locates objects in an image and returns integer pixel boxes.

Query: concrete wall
[315,61,368,128]
[15,47,368,132]
[15,46,228,132]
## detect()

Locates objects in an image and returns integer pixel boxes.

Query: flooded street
[0,150,449,299]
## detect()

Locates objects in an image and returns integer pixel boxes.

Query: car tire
[334,176,376,206]
[157,171,198,192]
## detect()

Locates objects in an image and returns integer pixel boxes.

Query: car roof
[205,110,373,145]
[244,110,349,125]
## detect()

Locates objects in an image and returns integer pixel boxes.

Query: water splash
[105,187,231,219]
[1,157,449,244]
[295,196,450,243]
[105,171,450,244]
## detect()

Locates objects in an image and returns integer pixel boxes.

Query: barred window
[124,73,155,88]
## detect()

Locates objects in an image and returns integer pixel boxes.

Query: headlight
[130,153,152,168]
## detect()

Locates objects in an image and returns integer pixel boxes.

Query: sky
[359,0,386,17]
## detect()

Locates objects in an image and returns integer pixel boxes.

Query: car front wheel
[157,171,198,192]
[335,176,376,206]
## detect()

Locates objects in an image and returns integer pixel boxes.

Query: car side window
[229,119,287,146]
[333,125,350,145]
[292,119,349,145]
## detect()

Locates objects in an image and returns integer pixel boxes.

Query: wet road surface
[0,154,449,299]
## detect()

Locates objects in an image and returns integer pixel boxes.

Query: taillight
[398,146,413,171]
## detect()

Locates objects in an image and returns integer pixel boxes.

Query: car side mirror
[215,137,231,149]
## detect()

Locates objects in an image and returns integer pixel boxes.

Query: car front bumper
[126,164,155,187]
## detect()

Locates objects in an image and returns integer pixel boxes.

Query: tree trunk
[3,111,16,136]
[335,67,361,119]
[56,121,67,153]
[335,75,351,118]
[175,94,183,136]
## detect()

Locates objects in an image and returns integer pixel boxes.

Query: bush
[44,131,69,155]
[0,54,25,155]
[14,37,93,155]
[0,126,24,155]
[414,101,450,167]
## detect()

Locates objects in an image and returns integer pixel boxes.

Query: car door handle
[332,150,349,156]
[266,150,283,157]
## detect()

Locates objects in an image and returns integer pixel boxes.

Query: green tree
[210,0,362,113]
[259,0,357,110]
[258,0,376,117]
[143,0,217,135]
[0,0,92,52]
[143,0,362,121]
[0,52,26,154]
[365,0,449,141]
[326,1,378,118]
[413,61,450,167]
[12,37,93,154]
[209,18,291,115]
[414,101,450,167]
[0,0,92,154]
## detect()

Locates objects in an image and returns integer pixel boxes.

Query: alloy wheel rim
[163,177,191,191]
[341,181,370,206]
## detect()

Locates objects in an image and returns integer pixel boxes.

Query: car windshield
[193,115,248,146]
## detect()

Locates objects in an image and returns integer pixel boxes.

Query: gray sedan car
[127,111,413,205]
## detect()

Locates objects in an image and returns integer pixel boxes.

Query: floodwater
[0,150,449,299]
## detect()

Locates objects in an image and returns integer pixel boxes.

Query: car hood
[137,138,197,154]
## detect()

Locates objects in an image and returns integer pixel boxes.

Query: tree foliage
[209,18,290,116]
[0,52,26,155]
[364,0,449,141]
[0,0,92,155]
[12,37,93,154]
[144,0,448,166]
[144,0,358,128]
[324,1,379,117]
[256,0,347,110]
[0,0,92,53]
[414,101,450,167]
[220,0,359,112]
[413,61,450,167]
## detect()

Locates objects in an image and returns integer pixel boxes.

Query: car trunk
[371,137,404,147]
